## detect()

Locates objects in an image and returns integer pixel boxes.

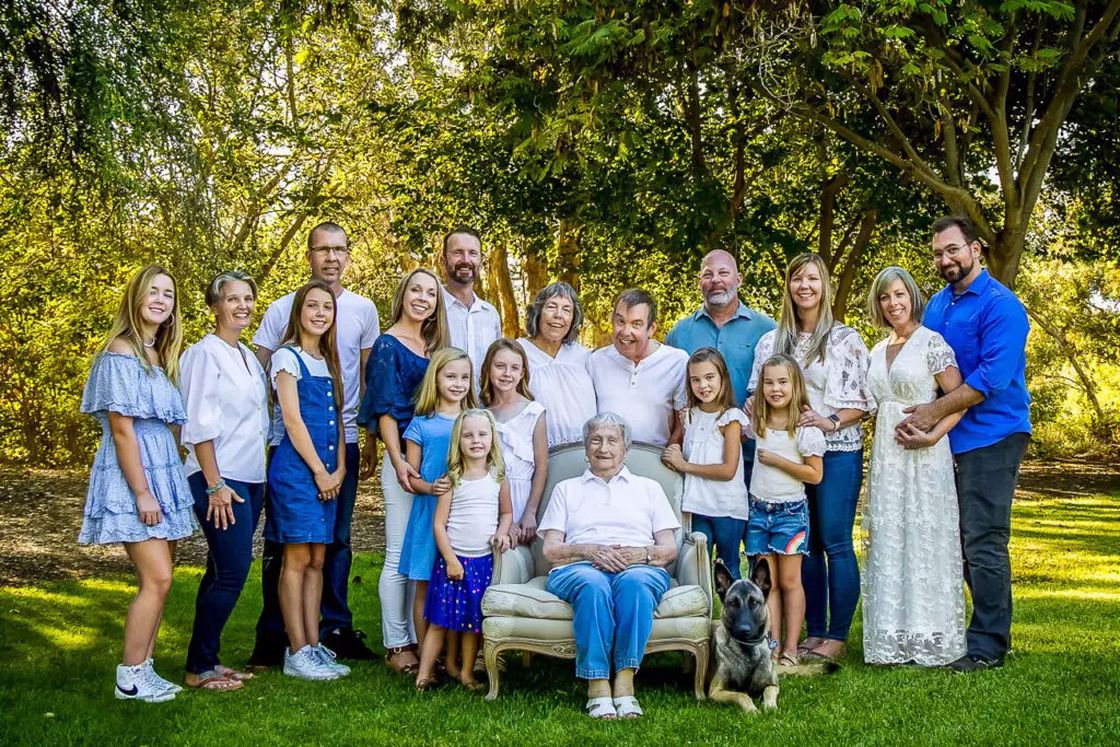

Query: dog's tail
[778,659,841,677]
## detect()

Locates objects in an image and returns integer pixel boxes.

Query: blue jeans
[185,474,264,674]
[255,442,360,646]
[691,514,747,579]
[803,449,863,642]
[956,433,1029,660]
[546,562,671,680]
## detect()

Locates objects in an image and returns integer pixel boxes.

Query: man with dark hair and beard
[441,227,502,389]
[895,215,1031,673]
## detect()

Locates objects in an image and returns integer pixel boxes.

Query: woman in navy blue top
[359,268,449,676]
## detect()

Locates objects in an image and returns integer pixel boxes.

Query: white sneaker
[143,659,182,694]
[313,644,350,677]
[115,663,175,703]
[282,646,339,681]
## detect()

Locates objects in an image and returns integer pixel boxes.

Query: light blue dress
[398,412,456,580]
[78,352,196,544]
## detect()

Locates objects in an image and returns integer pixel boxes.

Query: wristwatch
[827,413,841,432]
[644,547,652,564]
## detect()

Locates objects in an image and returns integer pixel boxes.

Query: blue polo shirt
[666,301,776,406]
[923,269,1031,455]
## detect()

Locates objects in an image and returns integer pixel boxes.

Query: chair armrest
[491,544,534,585]
[675,531,713,615]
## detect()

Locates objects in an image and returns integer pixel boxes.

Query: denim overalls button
[328,445,335,451]
[329,420,335,426]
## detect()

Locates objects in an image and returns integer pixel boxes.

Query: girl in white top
[745,354,825,667]
[415,409,512,692]
[661,348,750,579]
[517,281,596,448]
[481,339,549,545]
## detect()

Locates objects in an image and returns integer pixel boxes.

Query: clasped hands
[894,403,939,449]
[586,544,648,572]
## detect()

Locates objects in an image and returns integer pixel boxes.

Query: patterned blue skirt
[424,553,494,633]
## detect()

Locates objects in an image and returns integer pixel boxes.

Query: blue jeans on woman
[546,562,671,680]
[690,514,747,579]
[802,449,862,642]
[185,473,265,674]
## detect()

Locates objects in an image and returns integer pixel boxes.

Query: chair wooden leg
[484,640,502,701]
[521,651,531,669]
[693,642,709,701]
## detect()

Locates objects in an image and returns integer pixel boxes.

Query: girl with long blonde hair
[80,265,195,702]
[748,253,871,665]
[415,408,513,691]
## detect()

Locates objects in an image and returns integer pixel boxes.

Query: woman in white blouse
[179,270,270,691]
[748,253,871,664]
[517,282,597,448]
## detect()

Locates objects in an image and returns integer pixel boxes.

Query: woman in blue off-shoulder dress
[79,265,196,703]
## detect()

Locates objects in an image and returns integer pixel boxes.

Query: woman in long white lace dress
[862,266,967,666]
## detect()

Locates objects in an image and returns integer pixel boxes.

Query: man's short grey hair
[525,281,584,344]
[582,412,633,450]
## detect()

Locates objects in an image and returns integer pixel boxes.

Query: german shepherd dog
[708,558,780,713]
[708,558,840,712]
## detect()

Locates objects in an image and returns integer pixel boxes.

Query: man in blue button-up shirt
[665,251,775,574]
[896,216,1031,672]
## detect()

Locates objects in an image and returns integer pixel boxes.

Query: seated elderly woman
[538,412,680,720]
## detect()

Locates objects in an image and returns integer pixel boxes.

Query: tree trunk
[486,239,521,338]
[832,209,877,321]
[987,228,1026,289]
[523,242,549,300]
[557,219,581,292]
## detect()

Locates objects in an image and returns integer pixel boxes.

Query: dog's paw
[736,695,759,714]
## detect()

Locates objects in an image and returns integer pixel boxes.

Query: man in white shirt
[249,221,380,666]
[441,227,502,387]
[587,289,688,448]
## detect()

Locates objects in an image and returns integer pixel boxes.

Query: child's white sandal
[585,696,617,719]
[612,695,643,718]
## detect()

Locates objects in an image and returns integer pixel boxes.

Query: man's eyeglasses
[310,245,351,257]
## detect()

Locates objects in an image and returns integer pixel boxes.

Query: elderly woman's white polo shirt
[539,467,680,555]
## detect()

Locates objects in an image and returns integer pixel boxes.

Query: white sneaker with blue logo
[283,645,339,681]
[313,644,351,677]
[143,658,183,694]
[114,662,176,703]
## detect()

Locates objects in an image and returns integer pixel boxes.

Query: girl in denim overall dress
[745,353,825,668]
[266,280,350,681]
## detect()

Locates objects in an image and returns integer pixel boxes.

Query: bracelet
[205,480,227,495]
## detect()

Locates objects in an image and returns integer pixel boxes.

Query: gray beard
[705,291,735,308]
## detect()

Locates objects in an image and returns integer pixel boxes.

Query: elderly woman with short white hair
[538,412,680,720]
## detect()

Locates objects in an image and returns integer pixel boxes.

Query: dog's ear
[750,557,772,599]
[713,560,734,601]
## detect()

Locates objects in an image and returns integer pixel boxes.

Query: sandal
[585,696,617,720]
[459,679,485,692]
[802,648,843,666]
[386,646,419,676]
[612,695,643,719]
[185,671,244,691]
[778,653,800,668]
[213,664,253,682]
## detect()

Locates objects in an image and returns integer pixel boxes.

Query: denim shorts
[745,497,809,556]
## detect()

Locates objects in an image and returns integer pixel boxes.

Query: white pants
[379,452,417,648]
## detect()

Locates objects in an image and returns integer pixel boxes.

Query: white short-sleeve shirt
[538,467,680,557]
[179,334,270,483]
[587,342,689,447]
[517,338,596,448]
[254,287,379,444]
[442,286,502,388]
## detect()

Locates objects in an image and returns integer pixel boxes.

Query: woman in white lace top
[861,266,966,665]
[748,253,870,664]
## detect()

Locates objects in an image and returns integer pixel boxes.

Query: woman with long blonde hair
[748,253,871,664]
[79,265,195,702]
[358,267,448,676]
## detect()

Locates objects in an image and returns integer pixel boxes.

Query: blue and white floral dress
[78,352,196,544]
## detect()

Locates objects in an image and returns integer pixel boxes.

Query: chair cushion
[482,576,709,621]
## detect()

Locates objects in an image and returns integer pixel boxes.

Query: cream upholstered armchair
[481,442,713,701]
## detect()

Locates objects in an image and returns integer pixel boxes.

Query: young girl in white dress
[862,267,966,666]
[661,348,750,578]
[481,339,548,545]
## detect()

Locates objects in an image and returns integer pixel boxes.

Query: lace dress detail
[749,325,871,452]
[862,326,966,665]
[79,352,196,545]
[495,400,545,522]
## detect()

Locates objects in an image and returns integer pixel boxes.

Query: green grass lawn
[2,492,1119,746]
